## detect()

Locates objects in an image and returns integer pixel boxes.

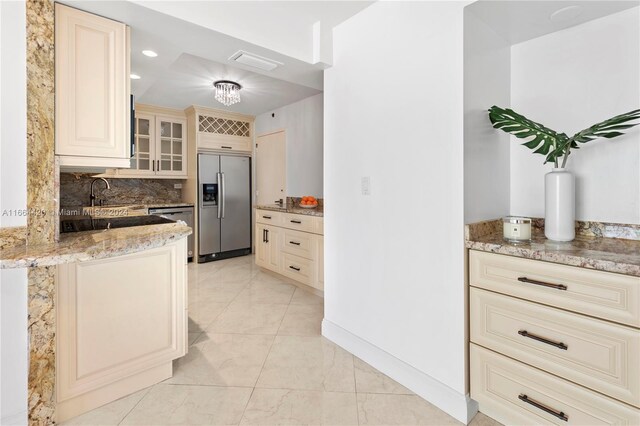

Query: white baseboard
[1,410,27,426]
[322,319,478,424]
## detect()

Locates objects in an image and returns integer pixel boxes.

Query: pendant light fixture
[213,80,242,106]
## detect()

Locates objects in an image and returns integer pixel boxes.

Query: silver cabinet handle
[221,146,232,149]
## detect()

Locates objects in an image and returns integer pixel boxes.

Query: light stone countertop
[0,222,191,269]
[466,219,640,277]
[256,204,324,217]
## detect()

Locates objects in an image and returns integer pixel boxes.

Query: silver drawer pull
[518,330,568,350]
[221,146,233,149]
[289,265,301,271]
[289,241,301,246]
[518,276,567,291]
[291,220,302,224]
[518,394,568,422]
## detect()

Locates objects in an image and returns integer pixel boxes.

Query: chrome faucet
[90,178,111,207]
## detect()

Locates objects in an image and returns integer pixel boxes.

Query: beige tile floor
[62,255,501,426]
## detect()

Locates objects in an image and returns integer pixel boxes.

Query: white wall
[0,1,29,424]
[510,7,640,224]
[323,2,475,423]
[255,94,323,198]
[463,8,511,223]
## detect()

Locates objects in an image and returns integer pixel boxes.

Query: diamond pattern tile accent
[199,115,251,137]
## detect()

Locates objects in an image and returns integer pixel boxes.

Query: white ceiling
[64,1,372,115]
[136,53,321,114]
[130,1,374,64]
[466,0,639,45]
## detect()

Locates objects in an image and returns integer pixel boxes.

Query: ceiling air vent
[229,50,282,71]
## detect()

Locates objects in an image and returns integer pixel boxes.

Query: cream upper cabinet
[55,4,131,169]
[127,112,155,175]
[105,107,188,179]
[156,116,187,176]
[185,106,253,154]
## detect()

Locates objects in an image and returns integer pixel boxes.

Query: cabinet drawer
[471,344,640,426]
[281,228,316,260]
[469,251,640,327]
[280,253,314,286]
[198,133,251,152]
[470,288,640,407]
[256,210,282,226]
[281,213,316,233]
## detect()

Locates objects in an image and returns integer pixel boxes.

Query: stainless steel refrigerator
[198,153,251,263]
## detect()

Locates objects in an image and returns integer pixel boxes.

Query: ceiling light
[550,6,583,22]
[130,73,141,80]
[142,50,158,57]
[213,80,242,106]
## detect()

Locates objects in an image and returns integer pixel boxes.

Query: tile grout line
[117,387,151,425]
[352,356,361,426]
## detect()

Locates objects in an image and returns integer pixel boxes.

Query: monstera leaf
[488,106,640,167]
[488,106,568,165]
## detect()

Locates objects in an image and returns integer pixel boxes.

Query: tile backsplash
[60,173,182,208]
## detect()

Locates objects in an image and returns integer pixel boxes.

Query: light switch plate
[361,176,371,196]
[174,183,182,189]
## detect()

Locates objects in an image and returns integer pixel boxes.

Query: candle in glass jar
[503,217,532,243]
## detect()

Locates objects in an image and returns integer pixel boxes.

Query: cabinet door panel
[155,116,187,177]
[55,4,129,161]
[127,113,155,175]
[56,242,186,402]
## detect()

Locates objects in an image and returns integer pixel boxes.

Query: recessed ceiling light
[130,74,141,80]
[142,50,158,58]
[550,6,583,22]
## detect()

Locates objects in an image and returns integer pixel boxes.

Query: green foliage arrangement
[488,106,640,168]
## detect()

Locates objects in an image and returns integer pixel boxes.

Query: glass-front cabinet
[129,113,155,175]
[157,117,186,176]
[114,112,187,178]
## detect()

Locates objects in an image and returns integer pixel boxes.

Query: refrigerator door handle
[216,172,222,219]
[221,172,226,219]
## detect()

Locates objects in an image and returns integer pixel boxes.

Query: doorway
[256,130,286,205]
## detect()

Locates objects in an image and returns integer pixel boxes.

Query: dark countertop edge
[465,238,640,277]
[0,223,192,270]
[255,205,324,217]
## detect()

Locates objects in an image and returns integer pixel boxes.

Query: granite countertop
[256,204,324,217]
[466,219,640,277]
[0,222,191,269]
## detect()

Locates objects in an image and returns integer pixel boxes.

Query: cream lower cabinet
[256,223,280,271]
[469,250,640,425]
[55,239,188,422]
[255,209,324,290]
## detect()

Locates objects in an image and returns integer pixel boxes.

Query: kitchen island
[0,221,191,423]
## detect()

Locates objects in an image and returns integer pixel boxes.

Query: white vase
[544,168,575,242]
